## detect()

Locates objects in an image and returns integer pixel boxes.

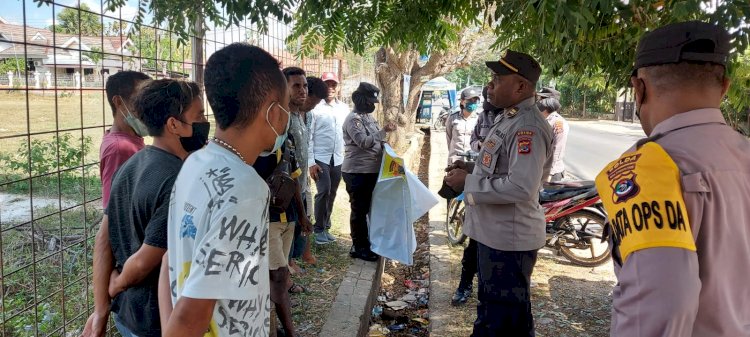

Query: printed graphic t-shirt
[167,142,271,337]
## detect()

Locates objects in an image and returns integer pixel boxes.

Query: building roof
[0,20,133,60]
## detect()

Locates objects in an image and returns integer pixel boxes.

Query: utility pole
[191,13,205,85]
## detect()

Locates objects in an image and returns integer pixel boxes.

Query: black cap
[353,82,380,103]
[486,50,542,84]
[460,89,480,100]
[537,87,561,99]
[633,21,730,74]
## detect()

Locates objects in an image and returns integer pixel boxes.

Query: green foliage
[288,0,750,110]
[50,3,103,36]
[290,0,485,56]
[0,133,93,177]
[83,46,103,66]
[131,28,191,71]
[0,58,27,74]
[489,0,750,88]
[539,73,616,117]
[446,58,491,89]
[109,0,293,47]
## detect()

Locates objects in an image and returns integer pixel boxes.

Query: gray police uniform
[446,110,479,165]
[464,97,553,251]
[470,108,501,153]
[342,112,385,174]
[342,85,386,257]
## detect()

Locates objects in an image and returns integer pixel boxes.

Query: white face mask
[259,102,291,157]
[121,104,149,137]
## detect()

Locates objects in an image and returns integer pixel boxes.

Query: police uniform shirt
[596,108,750,337]
[341,111,386,174]
[463,97,553,251]
[470,108,501,153]
[446,109,479,164]
[545,111,569,176]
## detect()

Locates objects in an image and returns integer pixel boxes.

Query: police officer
[342,82,396,262]
[445,50,553,337]
[451,86,497,307]
[446,88,481,164]
[595,21,750,337]
[470,86,502,153]
[536,93,568,182]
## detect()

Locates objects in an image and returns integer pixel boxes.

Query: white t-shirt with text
[167,142,271,337]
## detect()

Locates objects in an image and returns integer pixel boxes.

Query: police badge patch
[482,152,492,167]
[517,138,531,154]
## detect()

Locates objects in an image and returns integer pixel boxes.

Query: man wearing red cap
[308,72,349,244]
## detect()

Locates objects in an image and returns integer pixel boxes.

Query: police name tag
[595,142,696,262]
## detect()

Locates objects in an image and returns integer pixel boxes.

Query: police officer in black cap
[342,82,396,261]
[445,50,553,337]
[595,21,750,337]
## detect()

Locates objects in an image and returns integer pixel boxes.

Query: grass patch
[289,183,353,336]
[1,204,102,336]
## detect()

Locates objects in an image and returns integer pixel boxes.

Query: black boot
[349,246,379,262]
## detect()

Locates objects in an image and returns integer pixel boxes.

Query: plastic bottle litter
[371,305,383,318]
[388,323,407,331]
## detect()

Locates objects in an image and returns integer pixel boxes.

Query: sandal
[288,283,305,294]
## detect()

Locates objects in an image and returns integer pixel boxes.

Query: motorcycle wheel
[557,210,612,267]
[445,198,467,245]
[434,116,447,131]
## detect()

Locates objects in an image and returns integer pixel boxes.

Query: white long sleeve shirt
[308,99,349,167]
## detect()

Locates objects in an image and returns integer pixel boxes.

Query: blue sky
[0,0,141,29]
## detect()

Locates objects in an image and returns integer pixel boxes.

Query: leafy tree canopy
[49,3,103,36]
[291,0,750,86]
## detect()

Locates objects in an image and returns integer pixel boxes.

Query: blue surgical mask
[260,102,291,157]
[466,102,480,113]
[121,105,149,137]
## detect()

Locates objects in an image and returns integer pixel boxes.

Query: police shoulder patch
[516,130,534,154]
[595,142,696,263]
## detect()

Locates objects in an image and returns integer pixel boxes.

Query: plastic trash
[388,324,407,331]
[371,305,383,318]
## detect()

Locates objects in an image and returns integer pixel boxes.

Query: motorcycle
[541,181,611,267]
[445,177,611,267]
[433,106,455,131]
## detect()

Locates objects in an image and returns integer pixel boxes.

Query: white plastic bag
[369,144,439,265]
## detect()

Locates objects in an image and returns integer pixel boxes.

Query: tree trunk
[374,33,486,151]
[582,92,587,118]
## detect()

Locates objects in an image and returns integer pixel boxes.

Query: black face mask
[355,100,375,114]
[483,100,496,112]
[179,121,210,152]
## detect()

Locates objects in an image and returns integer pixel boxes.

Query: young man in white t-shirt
[159,43,290,337]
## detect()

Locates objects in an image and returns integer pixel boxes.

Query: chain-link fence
[0,1,374,335]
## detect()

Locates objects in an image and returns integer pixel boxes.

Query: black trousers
[458,239,478,290]
[342,172,378,250]
[472,242,538,337]
[313,158,342,233]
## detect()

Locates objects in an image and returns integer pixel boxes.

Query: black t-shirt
[253,134,301,222]
[107,146,182,336]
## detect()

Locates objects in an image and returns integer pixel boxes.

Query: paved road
[564,120,646,180]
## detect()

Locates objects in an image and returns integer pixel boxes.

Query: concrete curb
[318,257,385,337]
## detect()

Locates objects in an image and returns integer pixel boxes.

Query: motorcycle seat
[539,181,597,203]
